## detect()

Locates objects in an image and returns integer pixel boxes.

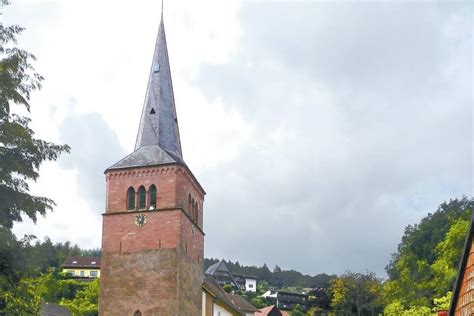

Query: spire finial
[161,0,164,19]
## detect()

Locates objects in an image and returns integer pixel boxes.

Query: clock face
[134,213,147,227]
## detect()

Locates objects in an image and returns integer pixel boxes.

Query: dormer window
[72,261,78,264]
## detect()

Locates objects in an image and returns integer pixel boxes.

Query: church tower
[99,13,205,315]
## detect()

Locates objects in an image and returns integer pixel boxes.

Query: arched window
[133,311,142,316]
[191,198,195,219]
[149,185,157,209]
[127,187,135,210]
[138,186,146,209]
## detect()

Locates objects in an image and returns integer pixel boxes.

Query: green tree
[0,3,70,311]
[330,271,383,316]
[60,279,99,316]
[0,0,70,229]
[433,292,451,312]
[0,272,88,314]
[383,197,472,307]
[290,304,305,316]
[431,218,469,295]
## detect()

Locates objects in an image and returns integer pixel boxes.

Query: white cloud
[7,0,473,275]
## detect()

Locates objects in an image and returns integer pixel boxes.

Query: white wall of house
[261,290,278,298]
[202,291,206,316]
[213,304,233,316]
[245,278,257,292]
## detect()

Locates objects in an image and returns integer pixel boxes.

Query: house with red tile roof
[255,305,289,316]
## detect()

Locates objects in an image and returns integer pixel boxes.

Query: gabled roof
[226,293,259,313]
[205,260,232,275]
[62,256,100,268]
[205,260,239,288]
[449,213,474,315]
[107,13,183,171]
[234,273,259,280]
[202,275,241,314]
[255,305,289,316]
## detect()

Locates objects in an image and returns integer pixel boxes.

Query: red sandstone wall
[179,211,204,262]
[176,169,204,229]
[99,249,179,315]
[454,239,474,315]
[102,210,182,252]
[100,163,205,315]
[106,166,179,213]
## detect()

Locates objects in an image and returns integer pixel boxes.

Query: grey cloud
[196,2,472,275]
[59,112,125,212]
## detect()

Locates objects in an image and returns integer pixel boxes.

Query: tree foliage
[0,233,98,314]
[0,272,95,315]
[383,197,472,309]
[330,271,383,316]
[60,279,99,316]
[0,0,70,230]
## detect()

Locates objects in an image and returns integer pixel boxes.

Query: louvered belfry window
[149,185,157,208]
[138,186,146,209]
[127,187,135,210]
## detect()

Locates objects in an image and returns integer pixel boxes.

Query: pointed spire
[135,12,183,158]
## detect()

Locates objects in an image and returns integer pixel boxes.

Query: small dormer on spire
[135,12,182,157]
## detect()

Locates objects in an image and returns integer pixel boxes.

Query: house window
[138,186,146,209]
[80,271,85,277]
[249,284,254,288]
[127,187,135,210]
[90,271,98,277]
[67,270,75,275]
[149,185,157,209]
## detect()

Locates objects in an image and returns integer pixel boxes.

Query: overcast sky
[6,0,472,276]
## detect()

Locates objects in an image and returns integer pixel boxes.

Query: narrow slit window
[127,187,135,210]
[149,185,157,209]
[138,186,146,209]
[195,204,199,223]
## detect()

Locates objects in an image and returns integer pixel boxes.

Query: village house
[261,290,308,311]
[255,305,289,316]
[61,256,100,278]
[205,260,259,293]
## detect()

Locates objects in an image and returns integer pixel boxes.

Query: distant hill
[204,258,336,290]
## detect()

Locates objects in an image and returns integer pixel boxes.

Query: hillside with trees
[204,197,473,315]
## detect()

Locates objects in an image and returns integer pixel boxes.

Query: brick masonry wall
[100,163,205,315]
[99,248,178,315]
[454,239,474,316]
